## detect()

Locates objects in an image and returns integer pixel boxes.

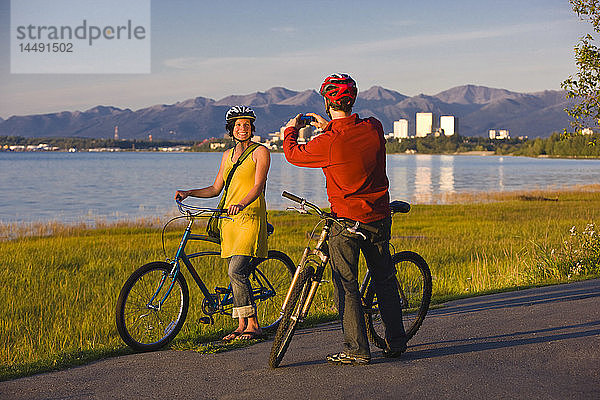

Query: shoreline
[2,185,599,240]
[3,148,600,160]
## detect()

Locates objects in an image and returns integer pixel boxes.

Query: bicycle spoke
[364,251,432,347]
[254,252,295,330]
[116,262,189,350]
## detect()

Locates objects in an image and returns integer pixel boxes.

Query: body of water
[1,151,600,224]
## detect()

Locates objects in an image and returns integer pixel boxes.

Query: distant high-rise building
[440,116,458,136]
[416,113,437,137]
[393,119,409,139]
[489,129,510,139]
[114,126,119,140]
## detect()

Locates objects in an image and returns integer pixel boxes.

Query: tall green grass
[1,189,599,380]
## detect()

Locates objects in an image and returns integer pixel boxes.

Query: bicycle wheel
[253,250,296,331]
[364,251,432,348]
[116,261,189,351]
[268,265,314,368]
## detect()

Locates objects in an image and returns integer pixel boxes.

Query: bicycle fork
[281,223,331,321]
[148,218,194,311]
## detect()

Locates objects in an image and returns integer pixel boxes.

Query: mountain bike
[269,191,432,368]
[115,200,295,352]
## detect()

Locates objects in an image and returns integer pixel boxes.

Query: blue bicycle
[115,200,295,351]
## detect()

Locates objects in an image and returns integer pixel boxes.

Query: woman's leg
[227,255,262,339]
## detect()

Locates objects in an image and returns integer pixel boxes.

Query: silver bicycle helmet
[226,105,256,123]
[225,105,256,138]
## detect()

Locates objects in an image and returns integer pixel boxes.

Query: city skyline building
[393,119,409,139]
[440,116,458,136]
[416,112,437,137]
[489,129,510,139]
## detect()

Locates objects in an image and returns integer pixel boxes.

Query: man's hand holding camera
[285,113,328,131]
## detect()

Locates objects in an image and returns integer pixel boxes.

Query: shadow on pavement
[429,283,600,318]
[405,327,600,360]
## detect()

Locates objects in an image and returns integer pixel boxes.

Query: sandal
[222,330,243,342]
[237,330,264,340]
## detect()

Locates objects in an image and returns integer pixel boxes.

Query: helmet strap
[325,100,332,119]
[233,135,253,145]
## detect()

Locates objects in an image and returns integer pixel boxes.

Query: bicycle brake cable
[161,215,188,261]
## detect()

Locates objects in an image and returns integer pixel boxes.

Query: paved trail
[2,279,599,399]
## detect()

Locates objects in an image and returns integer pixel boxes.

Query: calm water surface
[1,151,599,223]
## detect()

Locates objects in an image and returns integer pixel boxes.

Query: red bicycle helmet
[319,73,358,108]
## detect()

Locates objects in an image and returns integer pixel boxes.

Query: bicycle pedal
[214,287,229,294]
[198,316,214,325]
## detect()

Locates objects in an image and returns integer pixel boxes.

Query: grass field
[1,188,599,380]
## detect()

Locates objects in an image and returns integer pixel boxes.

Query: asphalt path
[2,279,599,399]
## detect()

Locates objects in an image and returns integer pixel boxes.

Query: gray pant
[228,255,256,318]
[329,217,406,358]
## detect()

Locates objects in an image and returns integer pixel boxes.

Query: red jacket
[283,114,390,223]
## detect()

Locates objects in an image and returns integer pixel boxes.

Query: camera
[298,115,316,127]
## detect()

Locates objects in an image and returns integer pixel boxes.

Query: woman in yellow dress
[175,105,270,341]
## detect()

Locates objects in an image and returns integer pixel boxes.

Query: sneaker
[326,352,370,365]
[382,345,407,358]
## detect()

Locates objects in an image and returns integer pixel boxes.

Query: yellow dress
[219,148,268,259]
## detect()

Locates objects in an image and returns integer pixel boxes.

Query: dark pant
[328,217,406,358]
[228,255,256,319]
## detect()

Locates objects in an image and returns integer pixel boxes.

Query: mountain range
[0,85,573,140]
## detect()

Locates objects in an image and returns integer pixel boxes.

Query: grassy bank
[1,188,600,380]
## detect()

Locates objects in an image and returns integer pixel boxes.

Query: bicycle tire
[116,261,189,351]
[268,265,314,368]
[254,250,296,331]
[364,251,432,348]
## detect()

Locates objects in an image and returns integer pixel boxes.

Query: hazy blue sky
[0,0,592,118]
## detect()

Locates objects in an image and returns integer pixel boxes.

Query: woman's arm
[227,145,270,215]
[174,150,228,201]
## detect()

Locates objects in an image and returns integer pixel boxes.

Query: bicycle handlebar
[281,191,325,216]
[175,199,227,216]
[282,191,304,204]
[281,191,412,236]
[281,191,379,234]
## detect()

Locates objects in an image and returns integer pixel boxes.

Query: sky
[0,0,593,119]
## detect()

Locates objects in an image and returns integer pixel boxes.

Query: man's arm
[282,114,331,168]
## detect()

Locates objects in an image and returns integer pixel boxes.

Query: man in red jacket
[283,73,407,365]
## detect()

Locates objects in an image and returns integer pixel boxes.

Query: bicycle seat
[390,201,410,214]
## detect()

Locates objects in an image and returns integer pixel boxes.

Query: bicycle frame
[278,191,403,322]
[148,215,277,317]
[282,218,334,321]
[116,199,299,352]
[270,191,432,368]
